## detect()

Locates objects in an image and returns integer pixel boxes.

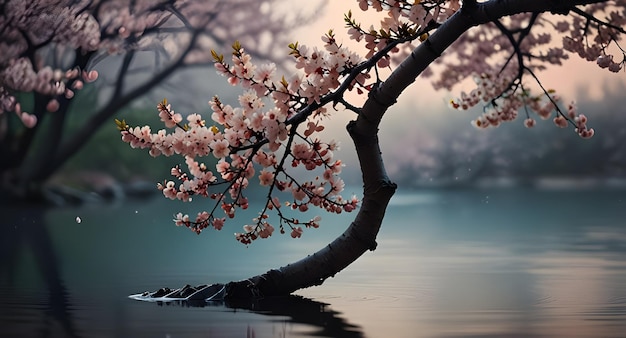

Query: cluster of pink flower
[449,69,595,139]
[354,0,459,32]
[560,2,626,73]
[522,99,594,139]
[425,3,626,138]
[284,35,366,104]
[232,214,323,245]
[346,1,461,67]
[0,0,172,129]
[0,59,98,127]
[2,0,260,132]
[120,39,365,243]
[173,212,225,235]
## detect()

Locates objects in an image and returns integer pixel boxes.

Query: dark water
[2,188,626,337]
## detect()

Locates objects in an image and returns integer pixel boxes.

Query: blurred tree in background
[0,0,317,203]
[388,86,626,188]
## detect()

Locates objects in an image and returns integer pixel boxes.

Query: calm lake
[2,187,626,337]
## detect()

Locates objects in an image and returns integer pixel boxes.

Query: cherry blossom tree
[123,0,625,300]
[0,0,314,202]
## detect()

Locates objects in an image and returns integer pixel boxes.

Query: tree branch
[571,6,626,34]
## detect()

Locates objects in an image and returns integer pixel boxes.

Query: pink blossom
[253,151,275,167]
[157,102,182,128]
[163,181,177,199]
[579,128,595,139]
[173,213,190,227]
[83,70,98,82]
[292,187,307,201]
[19,112,37,128]
[290,227,303,238]
[253,63,276,86]
[258,170,274,186]
[195,211,210,224]
[212,217,225,230]
[347,27,362,42]
[608,62,622,73]
[210,139,230,158]
[292,143,313,160]
[597,55,612,68]
[46,99,59,112]
[287,74,302,94]
[258,223,274,238]
[553,116,568,128]
[329,178,345,195]
[323,169,333,181]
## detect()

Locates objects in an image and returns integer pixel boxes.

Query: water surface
[2,188,625,337]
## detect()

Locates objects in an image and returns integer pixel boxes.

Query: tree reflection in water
[144,294,364,338]
[1,207,80,338]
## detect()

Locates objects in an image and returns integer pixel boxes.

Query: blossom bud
[53,69,63,82]
[21,113,37,128]
[597,55,611,68]
[290,227,303,238]
[83,70,98,83]
[553,116,568,128]
[65,69,79,79]
[119,27,130,38]
[46,99,60,112]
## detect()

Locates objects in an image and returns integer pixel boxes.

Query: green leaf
[115,118,128,131]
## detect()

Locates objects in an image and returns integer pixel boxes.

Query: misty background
[47,3,626,194]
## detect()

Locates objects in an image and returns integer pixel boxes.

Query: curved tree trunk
[132,0,606,302]
[138,98,398,302]
[228,115,398,298]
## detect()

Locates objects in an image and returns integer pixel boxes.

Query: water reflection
[1,207,80,338]
[147,295,363,338]
[300,189,626,337]
[1,188,626,337]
